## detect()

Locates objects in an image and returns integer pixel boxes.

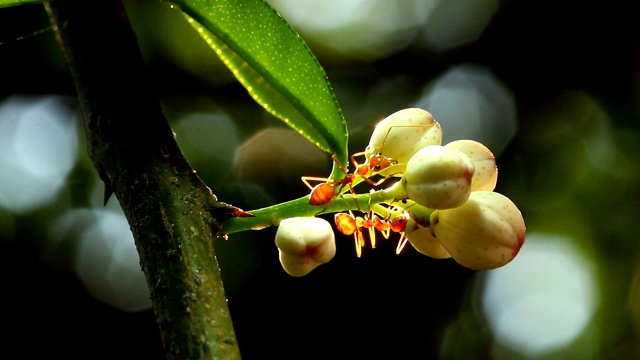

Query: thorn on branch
[210,201,254,219]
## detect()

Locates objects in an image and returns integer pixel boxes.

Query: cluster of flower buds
[275,108,525,276]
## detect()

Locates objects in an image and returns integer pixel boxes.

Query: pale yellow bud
[433,191,526,270]
[445,140,498,191]
[407,225,452,259]
[403,145,475,209]
[365,108,442,174]
[275,217,336,277]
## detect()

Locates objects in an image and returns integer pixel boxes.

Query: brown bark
[46,0,241,358]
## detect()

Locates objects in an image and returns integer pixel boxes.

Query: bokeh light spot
[481,232,599,357]
[413,64,516,155]
[268,0,433,60]
[72,204,151,312]
[233,127,327,206]
[419,0,499,53]
[174,111,238,164]
[0,95,78,213]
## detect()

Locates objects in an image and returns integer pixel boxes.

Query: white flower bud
[445,140,497,191]
[433,191,526,270]
[365,108,442,174]
[275,217,336,277]
[407,225,452,259]
[403,145,475,209]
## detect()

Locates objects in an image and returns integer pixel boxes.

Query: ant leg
[350,150,366,167]
[363,195,377,247]
[350,151,370,176]
[300,176,331,190]
[372,124,437,155]
[331,154,350,175]
[344,182,361,211]
[354,229,365,258]
[364,213,377,249]
[395,233,408,255]
[369,203,391,241]
[361,171,403,187]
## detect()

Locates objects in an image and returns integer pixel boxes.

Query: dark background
[1,0,639,359]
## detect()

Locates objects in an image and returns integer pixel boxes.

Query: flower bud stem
[222,178,420,234]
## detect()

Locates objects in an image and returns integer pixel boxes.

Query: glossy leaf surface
[171,0,348,165]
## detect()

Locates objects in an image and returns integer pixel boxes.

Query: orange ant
[301,152,398,212]
[334,211,365,257]
[374,200,415,255]
[350,151,398,178]
[301,155,360,211]
[334,206,411,257]
[391,211,411,255]
[302,123,433,212]
[362,120,440,177]
[334,210,382,257]
[371,205,411,255]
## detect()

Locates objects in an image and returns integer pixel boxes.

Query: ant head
[369,154,397,172]
[390,213,409,232]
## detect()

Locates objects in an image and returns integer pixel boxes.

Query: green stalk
[221,180,409,234]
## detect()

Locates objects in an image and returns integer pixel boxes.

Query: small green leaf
[169,0,349,166]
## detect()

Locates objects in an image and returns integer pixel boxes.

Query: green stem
[221,180,408,234]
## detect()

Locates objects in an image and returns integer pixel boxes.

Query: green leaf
[169,0,349,167]
[0,0,44,8]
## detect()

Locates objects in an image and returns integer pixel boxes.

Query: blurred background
[1,0,639,358]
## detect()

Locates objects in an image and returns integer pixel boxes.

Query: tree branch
[46,0,241,358]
